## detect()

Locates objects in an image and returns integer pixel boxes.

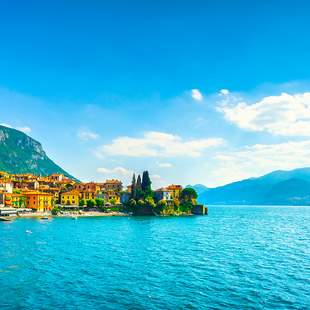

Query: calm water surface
[1,206,310,309]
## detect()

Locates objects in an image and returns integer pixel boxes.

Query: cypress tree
[131,173,136,199]
[136,175,142,190]
[142,171,152,194]
[136,174,143,200]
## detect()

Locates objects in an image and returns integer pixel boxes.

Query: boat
[0,217,12,221]
[40,217,50,220]
[71,216,78,220]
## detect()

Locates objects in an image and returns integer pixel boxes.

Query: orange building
[24,191,54,211]
[74,182,100,192]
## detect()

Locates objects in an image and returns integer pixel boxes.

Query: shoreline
[1,210,196,220]
[6,211,128,220]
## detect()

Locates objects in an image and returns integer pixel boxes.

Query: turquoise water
[1,206,310,309]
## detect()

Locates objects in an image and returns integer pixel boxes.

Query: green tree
[95,198,104,207]
[131,173,136,199]
[179,201,193,213]
[136,175,142,191]
[109,198,116,205]
[156,199,167,213]
[79,198,86,207]
[18,196,26,208]
[137,199,145,207]
[173,198,180,211]
[51,206,61,215]
[142,171,152,195]
[135,175,143,199]
[145,196,156,209]
[86,199,96,208]
[180,188,198,203]
[126,198,137,212]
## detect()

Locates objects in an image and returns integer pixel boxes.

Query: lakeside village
[0,170,207,220]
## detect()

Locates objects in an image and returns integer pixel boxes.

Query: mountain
[198,167,310,205]
[0,125,75,178]
[186,184,209,195]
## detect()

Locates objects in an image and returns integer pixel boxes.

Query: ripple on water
[0,206,310,309]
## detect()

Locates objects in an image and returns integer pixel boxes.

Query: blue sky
[1,0,310,187]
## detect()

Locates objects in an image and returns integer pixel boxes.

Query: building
[49,173,64,182]
[106,190,120,204]
[13,180,39,191]
[96,191,109,201]
[0,192,4,205]
[120,192,131,204]
[60,190,80,205]
[4,193,26,207]
[23,191,54,211]
[103,179,123,192]
[80,190,97,201]
[154,188,172,202]
[0,182,13,193]
[74,182,100,193]
[166,185,183,199]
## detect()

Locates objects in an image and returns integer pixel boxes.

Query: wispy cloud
[157,162,173,168]
[97,166,132,176]
[96,131,224,158]
[210,140,310,185]
[77,129,99,141]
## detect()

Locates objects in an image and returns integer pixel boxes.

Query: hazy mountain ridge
[197,168,310,205]
[0,125,74,178]
[186,184,209,195]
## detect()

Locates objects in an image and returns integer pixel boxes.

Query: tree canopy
[180,188,198,202]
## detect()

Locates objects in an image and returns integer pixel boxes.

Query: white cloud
[157,162,173,168]
[218,92,310,136]
[97,166,132,176]
[96,131,224,158]
[0,123,32,134]
[191,89,203,102]
[77,129,99,141]
[150,174,168,189]
[210,140,310,185]
[18,126,32,134]
[220,89,230,96]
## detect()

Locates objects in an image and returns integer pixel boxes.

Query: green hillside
[0,125,75,178]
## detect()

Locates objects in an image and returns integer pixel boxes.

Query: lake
[1,206,309,309]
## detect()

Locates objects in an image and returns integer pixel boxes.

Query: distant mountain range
[189,168,310,206]
[0,125,75,178]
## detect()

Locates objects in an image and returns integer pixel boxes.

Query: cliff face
[0,125,74,178]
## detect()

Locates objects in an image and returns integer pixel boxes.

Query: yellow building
[80,190,96,201]
[60,190,80,205]
[24,191,54,211]
[106,190,120,204]
[166,185,183,199]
